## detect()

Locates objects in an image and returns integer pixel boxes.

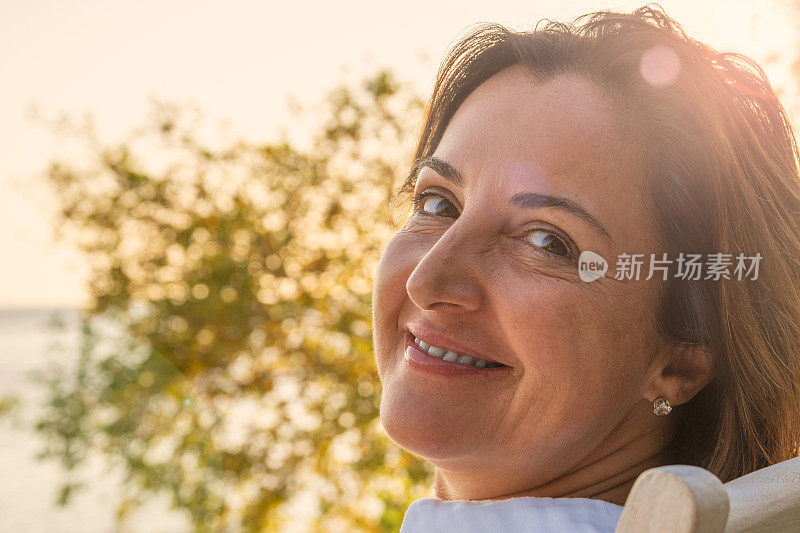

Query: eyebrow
[414,156,611,238]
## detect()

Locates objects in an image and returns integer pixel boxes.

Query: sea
[0,307,190,532]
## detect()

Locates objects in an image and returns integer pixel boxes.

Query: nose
[405,218,486,314]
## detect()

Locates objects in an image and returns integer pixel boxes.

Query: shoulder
[400,496,624,533]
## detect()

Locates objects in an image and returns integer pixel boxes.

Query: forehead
[429,65,651,247]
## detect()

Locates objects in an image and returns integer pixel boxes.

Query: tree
[33,69,433,531]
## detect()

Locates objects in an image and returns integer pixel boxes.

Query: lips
[405,322,509,367]
[403,332,511,377]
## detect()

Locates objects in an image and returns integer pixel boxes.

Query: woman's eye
[414,193,459,218]
[526,230,570,257]
[413,192,572,258]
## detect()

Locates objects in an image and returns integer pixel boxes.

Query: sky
[1,0,797,308]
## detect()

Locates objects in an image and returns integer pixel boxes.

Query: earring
[653,396,672,415]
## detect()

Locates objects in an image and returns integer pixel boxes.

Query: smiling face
[372,65,686,499]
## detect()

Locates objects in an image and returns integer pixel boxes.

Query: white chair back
[614,456,800,532]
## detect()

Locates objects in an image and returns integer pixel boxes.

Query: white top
[400,496,624,532]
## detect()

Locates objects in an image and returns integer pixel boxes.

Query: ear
[642,343,714,407]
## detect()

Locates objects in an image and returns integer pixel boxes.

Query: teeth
[442,351,459,362]
[428,346,446,357]
[457,354,474,365]
[413,336,502,368]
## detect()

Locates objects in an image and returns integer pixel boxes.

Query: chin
[378,382,488,463]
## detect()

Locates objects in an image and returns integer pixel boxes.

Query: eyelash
[412,190,576,260]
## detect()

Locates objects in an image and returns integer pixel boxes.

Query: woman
[371,4,800,532]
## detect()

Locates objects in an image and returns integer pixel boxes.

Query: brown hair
[391,3,800,482]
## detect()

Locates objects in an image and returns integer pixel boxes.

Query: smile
[410,335,505,368]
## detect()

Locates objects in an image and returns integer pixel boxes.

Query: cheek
[488,288,657,459]
[371,233,415,378]
[498,283,656,419]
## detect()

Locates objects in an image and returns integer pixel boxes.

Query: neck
[433,421,676,506]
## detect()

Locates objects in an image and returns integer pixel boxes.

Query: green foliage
[33,69,432,531]
[0,394,20,417]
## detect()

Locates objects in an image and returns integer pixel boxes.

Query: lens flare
[640,45,681,87]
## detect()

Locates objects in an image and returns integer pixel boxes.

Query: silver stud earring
[653,396,672,415]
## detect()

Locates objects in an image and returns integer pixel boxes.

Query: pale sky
[1,0,796,308]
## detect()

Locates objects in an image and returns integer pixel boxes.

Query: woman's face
[372,65,674,495]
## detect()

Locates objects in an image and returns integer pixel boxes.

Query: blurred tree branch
[32,68,431,532]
